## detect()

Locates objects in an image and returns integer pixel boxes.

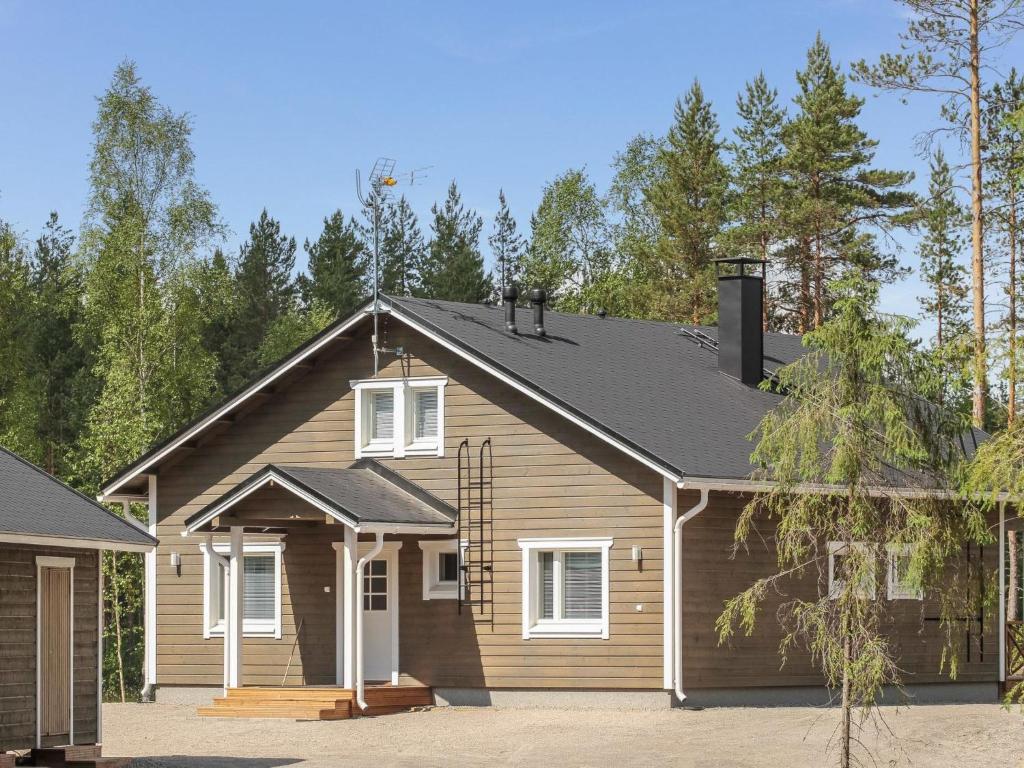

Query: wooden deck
[196,685,434,720]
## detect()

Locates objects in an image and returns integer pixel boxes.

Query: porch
[180,460,459,718]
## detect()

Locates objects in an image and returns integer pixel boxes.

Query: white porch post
[143,474,157,700]
[341,526,357,688]
[228,525,245,688]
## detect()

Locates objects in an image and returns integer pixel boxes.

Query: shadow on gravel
[129,758,304,767]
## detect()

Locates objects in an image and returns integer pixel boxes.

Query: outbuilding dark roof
[184,459,457,531]
[0,446,157,550]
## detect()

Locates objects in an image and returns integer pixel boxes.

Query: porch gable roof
[182,459,458,535]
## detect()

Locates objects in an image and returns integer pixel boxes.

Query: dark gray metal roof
[185,459,457,530]
[0,446,157,548]
[387,295,962,481]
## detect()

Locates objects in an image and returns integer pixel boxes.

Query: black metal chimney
[715,258,764,386]
[530,288,547,337]
[503,285,519,333]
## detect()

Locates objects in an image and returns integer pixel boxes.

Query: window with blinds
[370,391,394,441]
[244,555,276,621]
[534,548,603,626]
[413,389,438,440]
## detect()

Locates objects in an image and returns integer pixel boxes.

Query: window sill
[424,582,459,601]
[525,619,606,640]
[208,622,280,639]
[360,442,396,458]
[405,441,441,457]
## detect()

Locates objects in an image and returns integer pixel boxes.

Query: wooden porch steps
[196,685,433,720]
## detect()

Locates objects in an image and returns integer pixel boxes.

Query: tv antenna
[356,158,430,375]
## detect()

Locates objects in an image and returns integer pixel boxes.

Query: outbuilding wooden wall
[0,544,99,752]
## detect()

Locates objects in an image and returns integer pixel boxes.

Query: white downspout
[673,486,709,703]
[205,534,231,695]
[355,532,384,711]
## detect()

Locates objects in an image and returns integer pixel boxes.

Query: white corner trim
[200,540,286,639]
[36,555,75,747]
[418,538,467,600]
[662,477,675,689]
[517,537,612,641]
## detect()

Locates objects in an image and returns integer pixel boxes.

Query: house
[96,261,1005,714]
[0,447,157,756]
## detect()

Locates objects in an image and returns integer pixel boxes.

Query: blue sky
[1,1,1020,328]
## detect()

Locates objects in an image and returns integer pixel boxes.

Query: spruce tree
[379,196,424,297]
[782,35,914,331]
[300,209,366,318]
[489,190,526,296]
[225,210,296,386]
[28,213,92,474]
[419,181,490,303]
[195,248,238,396]
[646,79,730,324]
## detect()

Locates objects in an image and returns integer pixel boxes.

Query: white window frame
[827,541,875,600]
[887,544,923,600]
[418,539,467,600]
[201,541,285,639]
[352,376,447,459]
[517,537,612,640]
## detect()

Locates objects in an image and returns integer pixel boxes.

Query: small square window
[439,552,459,583]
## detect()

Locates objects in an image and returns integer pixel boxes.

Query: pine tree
[379,196,424,297]
[489,190,526,296]
[225,210,296,387]
[853,0,1024,428]
[782,35,914,331]
[646,80,730,324]
[919,149,971,410]
[726,73,787,329]
[300,209,366,318]
[522,168,613,312]
[28,213,92,475]
[419,182,490,303]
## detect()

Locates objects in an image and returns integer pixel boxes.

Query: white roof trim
[101,307,373,499]
[386,305,681,483]
[182,469,360,535]
[678,476,980,500]
[0,532,155,553]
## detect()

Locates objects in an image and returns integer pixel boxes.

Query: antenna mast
[356,158,397,376]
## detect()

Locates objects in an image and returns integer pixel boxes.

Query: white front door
[361,546,399,684]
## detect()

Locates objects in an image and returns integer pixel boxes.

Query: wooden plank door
[39,564,72,741]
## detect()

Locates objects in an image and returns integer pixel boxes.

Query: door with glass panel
[361,547,398,684]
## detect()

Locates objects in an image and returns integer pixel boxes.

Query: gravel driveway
[102,702,1023,767]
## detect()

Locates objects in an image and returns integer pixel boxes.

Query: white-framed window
[201,541,284,639]
[419,539,467,600]
[517,537,612,640]
[887,544,923,600]
[352,376,447,458]
[828,541,875,600]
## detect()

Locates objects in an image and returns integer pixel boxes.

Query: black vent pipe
[530,288,547,337]
[503,285,519,333]
[714,257,764,387]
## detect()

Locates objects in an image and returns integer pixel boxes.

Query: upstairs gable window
[352,377,447,458]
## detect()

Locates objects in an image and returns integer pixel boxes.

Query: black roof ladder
[457,438,494,624]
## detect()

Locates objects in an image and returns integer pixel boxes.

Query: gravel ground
[102,702,1024,768]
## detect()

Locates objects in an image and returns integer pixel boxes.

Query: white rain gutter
[354,532,384,711]
[205,534,231,695]
[673,486,709,703]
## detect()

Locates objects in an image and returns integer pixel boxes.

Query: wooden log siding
[679,490,998,690]
[0,545,98,752]
[154,322,666,690]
